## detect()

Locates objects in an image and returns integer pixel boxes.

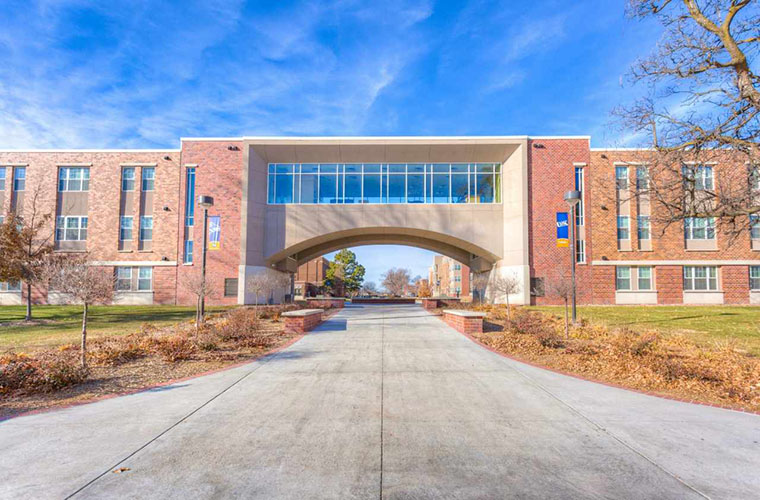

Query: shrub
[0,352,88,395]
[89,335,147,366]
[629,332,660,356]
[154,336,195,362]
[536,330,565,349]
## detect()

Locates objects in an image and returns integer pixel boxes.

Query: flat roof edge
[181,135,592,142]
[0,149,181,153]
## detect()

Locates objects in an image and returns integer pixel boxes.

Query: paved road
[1,305,759,499]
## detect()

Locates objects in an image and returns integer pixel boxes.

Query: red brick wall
[657,266,683,304]
[176,140,244,306]
[591,266,616,304]
[527,138,593,305]
[723,266,749,304]
[284,311,323,334]
[442,312,483,334]
[0,150,181,304]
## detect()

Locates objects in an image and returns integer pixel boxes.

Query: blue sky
[0,0,661,284]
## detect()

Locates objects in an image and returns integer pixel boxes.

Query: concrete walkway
[1,305,758,499]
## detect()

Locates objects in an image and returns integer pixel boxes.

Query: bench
[441,309,486,334]
[281,309,325,334]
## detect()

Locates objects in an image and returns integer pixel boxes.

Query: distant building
[295,257,330,298]
[429,255,470,298]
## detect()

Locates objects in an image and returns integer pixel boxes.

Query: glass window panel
[615,166,629,189]
[318,174,336,203]
[138,267,152,291]
[142,167,155,191]
[301,164,318,173]
[275,164,293,174]
[408,163,424,173]
[275,174,294,203]
[388,164,405,174]
[750,266,760,290]
[469,172,477,203]
[407,174,424,203]
[433,173,450,203]
[363,174,381,203]
[616,267,631,290]
[638,267,652,290]
[320,164,337,174]
[268,175,276,203]
[433,164,450,173]
[345,164,361,173]
[268,165,275,174]
[476,173,494,203]
[300,174,318,203]
[451,174,468,203]
[122,167,135,191]
[451,164,468,173]
[388,175,405,203]
[363,164,381,173]
[116,267,132,291]
[476,163,494,173]
[344,174,361,203]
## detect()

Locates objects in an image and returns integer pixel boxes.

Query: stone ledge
[442,309,486,318]
[281,308,324,317]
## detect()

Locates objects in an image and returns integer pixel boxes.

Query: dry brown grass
[0,304,337,418]
[466,305,760,413]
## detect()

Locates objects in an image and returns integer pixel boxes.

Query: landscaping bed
[447,305,760,413]
[0,305,334,420]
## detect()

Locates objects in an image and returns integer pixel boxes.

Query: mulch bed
[0,307,338,420]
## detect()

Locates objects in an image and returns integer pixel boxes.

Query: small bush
[89,336,147,367]
[629,332,659,356]
[536,330,565,349]
[155,336,195,362]
[0,352,88,395]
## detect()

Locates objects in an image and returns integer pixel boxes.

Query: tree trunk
[506,294,511,322]
[195,295,202,328]
[81,302,88,368]
[25,282,32,321]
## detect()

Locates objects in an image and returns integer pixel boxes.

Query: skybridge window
[267,163,502,205]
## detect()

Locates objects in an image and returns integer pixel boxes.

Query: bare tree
[361,281,378,296]
[490,273,521,321]
[471,272,490,304]
[246,269,290,318]
[0,183,55,321]
[44,255,115,368]
[381,268,411,296]
[545,274,573,339]
[180,271,215,328]
[613,0,760,237]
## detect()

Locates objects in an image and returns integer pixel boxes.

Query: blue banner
[208,216,221,250]
[556,212,569,248]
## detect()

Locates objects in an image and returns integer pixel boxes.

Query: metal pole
[570,204,577,324]
[200,206,209,319]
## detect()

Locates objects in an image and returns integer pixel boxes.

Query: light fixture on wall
[163,155,172,161]
[533,143,545,149]
[228,145,240,151]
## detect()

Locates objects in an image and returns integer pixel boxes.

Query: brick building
[429,255,471,298]
[0,136,757,306]
[293,256,340,298]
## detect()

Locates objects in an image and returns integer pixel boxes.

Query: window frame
[119,216,133,241]
[137,267,152,291]
[616,266,631,290]
[139,216,153,241]
[122,167,136,191]
[637,215,651,241]
[617,215,630,240]
[115,267,132,291]
[684,217,716,240]
[141,167,155,191]
[13,167,25,191]
[615,166,629,190]
[55,216,88,241]
[0,166,6,191]
[58,167,90,192]
[750,266,760,291]
[683,266,719,291]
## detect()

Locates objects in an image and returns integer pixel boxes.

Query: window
[115,267,132,291]
[55,216,88,241]
[119,216,133,241]
[13,167,25,191]
[616,266,631,290]
[266,163,502,205]
[682,165,714,190]
[575,239,586,263]
[122,167,135,191]
[185,167,196,226]
[751,266,760,290]
[140,216,153,241]
[684,266,718,291]
[141,167,155,191]
[0,167,6,190]
[137,267,152,291]
[184,240,194,264]
[636,166,649,190]
[617,216,630,240]
[575,166,585,226]
[751,215,760,240]
[58,167,90,191]
[637,216,651,240]
[684,217,715,240]
[615,166,629,189]
[638,267,652,290]
[224,278,238,297]
[0,280,21,292]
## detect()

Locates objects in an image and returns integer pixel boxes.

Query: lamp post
[198,195,214,320]
[563,190,581,324]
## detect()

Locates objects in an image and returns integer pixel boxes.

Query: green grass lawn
[528,305,760,356]
[0,305,231,352]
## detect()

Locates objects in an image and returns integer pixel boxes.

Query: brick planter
[306,298,345,309]
[441,309,486,334]
[421,299,438,310]
[281,309,324,334]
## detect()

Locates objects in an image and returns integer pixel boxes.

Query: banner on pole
[208,216,221,250]
[556,212,569,248]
